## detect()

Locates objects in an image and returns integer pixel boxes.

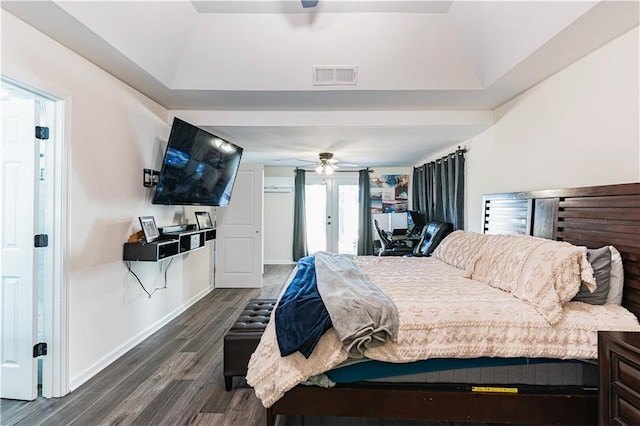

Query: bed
[249,182,640,426]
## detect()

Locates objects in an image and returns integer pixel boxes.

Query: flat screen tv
[153,118,243,206]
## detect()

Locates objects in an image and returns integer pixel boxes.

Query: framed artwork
[370,174,409,213]
[195,211,213,230]
[139,216,160,243]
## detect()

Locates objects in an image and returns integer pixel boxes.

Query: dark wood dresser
[598,331,640,425]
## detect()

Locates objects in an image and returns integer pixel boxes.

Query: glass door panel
[337,183,358,255]
[305,183,327,254]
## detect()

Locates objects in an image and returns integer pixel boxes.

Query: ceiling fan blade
[294,158,318,164]
[339,162,359,168]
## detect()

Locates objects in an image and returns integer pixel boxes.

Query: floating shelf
[123,228,215,262]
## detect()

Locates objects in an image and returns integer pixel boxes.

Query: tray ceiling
[3,0,638,166]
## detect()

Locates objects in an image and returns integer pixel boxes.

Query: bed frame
[266,182,640,426]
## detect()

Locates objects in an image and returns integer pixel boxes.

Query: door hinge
[33,342,48,357]
[35,126,50,140]
[34,234,49,248]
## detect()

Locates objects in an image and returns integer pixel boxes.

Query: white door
[306,174,359,254]
[215,164,263,288]
[1,98,38,400]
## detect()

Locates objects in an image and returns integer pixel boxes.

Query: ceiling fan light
[325,165,335,175]
[315,165,324,174]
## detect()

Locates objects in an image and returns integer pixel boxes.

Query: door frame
[2,70,71,398]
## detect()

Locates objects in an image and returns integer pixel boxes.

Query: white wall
[2,12,214,390]
[263,173,295,264]
[424,26,639,233]
[263,168,295,264]
[172,13,481,90]
[264,192,294,263]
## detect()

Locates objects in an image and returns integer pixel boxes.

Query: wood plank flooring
[1,265,292,426]
[1,264,503,426]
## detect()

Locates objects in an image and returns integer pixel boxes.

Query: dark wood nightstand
[598,331,640,426]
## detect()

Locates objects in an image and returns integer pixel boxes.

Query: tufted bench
[223,298,276,391]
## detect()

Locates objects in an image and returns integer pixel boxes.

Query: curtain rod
[413,146,466,169]
[439,146,466,161]
[295,168,374,173]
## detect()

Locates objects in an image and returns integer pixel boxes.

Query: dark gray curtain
[292,168,308,261]
[412,148,465,230]
[357,169,374,255]
[412,165,426,216]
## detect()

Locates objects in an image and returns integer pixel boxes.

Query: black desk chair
[406,221,454,257]
[373,219,413,256]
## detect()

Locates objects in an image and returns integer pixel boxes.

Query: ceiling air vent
[312,66,358,86]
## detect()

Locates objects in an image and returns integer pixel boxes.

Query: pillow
[606,246,624,305]
[572,246,611,305]
[431,230,490,270]
[466,234,596,325]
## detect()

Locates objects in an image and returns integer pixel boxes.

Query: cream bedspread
[246,256,640,408]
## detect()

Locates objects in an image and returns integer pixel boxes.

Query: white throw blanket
[315,251,398,358]
[246,256,640,408]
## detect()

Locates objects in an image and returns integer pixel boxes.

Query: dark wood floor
[1,264,503,426]
[1,265,293,426]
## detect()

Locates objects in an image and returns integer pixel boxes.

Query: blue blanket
[275,256,333,358]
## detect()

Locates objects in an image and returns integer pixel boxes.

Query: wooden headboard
[483,182,640,320]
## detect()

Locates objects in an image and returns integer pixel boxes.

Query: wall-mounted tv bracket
[143,169,160,188]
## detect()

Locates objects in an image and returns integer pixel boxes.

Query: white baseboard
[264,260,295,265]
[69,286,213,391]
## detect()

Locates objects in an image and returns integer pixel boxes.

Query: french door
[306,174,359,255]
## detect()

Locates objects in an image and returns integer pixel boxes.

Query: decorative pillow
[431,230,490,270]
[466,234,596,325]
[606,246,624,305]
[572,246,611,305]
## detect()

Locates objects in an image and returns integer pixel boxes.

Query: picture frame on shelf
[139,216,160,243]
[195,211,213,230]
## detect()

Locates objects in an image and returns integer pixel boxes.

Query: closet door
[215,164,263,288]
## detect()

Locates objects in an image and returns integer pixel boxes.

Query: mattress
[324,357,598,388]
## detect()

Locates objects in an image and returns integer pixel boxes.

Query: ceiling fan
[305,152,358,175]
